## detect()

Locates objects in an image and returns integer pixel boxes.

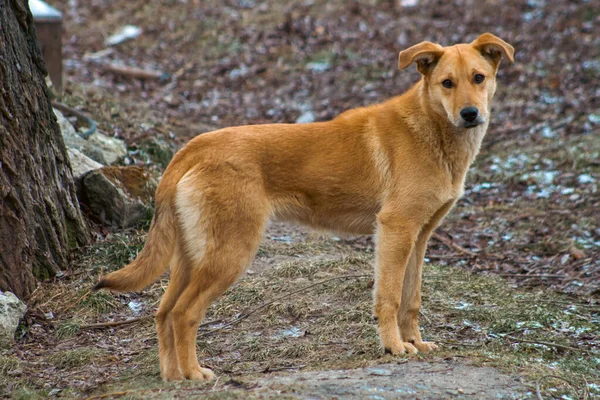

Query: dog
[94,33,514,381]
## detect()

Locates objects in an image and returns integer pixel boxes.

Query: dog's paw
[188,366,215,381]
[384,341,418,355]
[410,340,439,353]
[162,369,183,382]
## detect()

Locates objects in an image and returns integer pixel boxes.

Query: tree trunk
[0,0,90,300]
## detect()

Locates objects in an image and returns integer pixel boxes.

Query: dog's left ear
[471,33,515,69]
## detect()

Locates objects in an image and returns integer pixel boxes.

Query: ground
[3,0,599,398]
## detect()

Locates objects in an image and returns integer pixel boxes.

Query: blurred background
[6,1,597,397]
[44,0,599,296]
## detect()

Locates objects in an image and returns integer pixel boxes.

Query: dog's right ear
[398,42,444,75]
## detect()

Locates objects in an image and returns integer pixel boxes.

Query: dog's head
[398,33,514,129]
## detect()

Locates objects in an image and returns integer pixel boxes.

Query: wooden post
[30,0,63,94]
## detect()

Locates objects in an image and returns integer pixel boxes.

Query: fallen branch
[496,273,565,278]
[506,335,590,354]
[536,374,590,400]
[103,64,169,81]
[80,315,152,330]
[81,315,226,331]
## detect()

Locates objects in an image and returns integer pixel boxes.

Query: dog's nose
[460,107,479,123]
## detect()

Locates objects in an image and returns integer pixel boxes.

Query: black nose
[460,107,479,123]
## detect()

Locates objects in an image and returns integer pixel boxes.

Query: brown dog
[94,33,514,381]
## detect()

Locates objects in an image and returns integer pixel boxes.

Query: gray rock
[0,291,27,348]
[296,111,316,124]
[85,132,127,166]
[54,108,127,165]
[82,166,157,229]
[67,148,103,182]
[54,108,87,151]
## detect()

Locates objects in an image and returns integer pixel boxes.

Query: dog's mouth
[460,117,486,129]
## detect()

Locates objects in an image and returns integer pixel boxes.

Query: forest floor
[3,0,600,398]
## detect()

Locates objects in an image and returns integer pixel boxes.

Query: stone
[54,108,127,165]
[0,291,27,348]
[54,108,87,150]
[67,148,103,183]
[81,166,157,229]
[85,132,127,166]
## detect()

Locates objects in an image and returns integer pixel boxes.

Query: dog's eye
[474,74,485,84]
[442,79,453,89]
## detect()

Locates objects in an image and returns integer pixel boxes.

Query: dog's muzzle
[460,106,484,128]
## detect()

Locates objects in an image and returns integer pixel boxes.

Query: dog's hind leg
[155,246,189,381]
[170,174,269,380]
[170,226,266,380]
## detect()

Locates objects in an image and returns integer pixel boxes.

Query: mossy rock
[82,166,157,229]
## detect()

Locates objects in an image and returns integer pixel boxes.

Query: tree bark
[0,0,90,299]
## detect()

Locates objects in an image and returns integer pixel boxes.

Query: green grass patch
[55,319,82,339]
[47,347,104,370]
[79,290,120,315]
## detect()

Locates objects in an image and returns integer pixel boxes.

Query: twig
[426,254,466,260]
[62,290,92,313]
[198,274,371,336]
[80,315,153,330]
[38,291,65,308]
[496,273,565,278]
[52,101,97,139]
[506,335,590,354]
[535,374,589,400]
[81,315,226,331]
[432,233,478,257]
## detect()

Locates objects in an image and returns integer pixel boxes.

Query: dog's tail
[92,157,189,293]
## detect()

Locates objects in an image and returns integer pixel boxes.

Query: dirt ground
[3,0,599,398]
[249,361,525,399]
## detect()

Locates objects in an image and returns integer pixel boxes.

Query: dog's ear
[471,33,514,69]
[398,41,444,75]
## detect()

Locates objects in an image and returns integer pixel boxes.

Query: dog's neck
[403,81,487,183]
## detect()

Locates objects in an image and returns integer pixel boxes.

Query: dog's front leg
[373,210,421,355]
[397,238,438,353]
[398,200,454,353]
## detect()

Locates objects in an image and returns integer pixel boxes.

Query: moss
[138,137,175,169]
[65,218,80,250]
[32,252,54,281]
